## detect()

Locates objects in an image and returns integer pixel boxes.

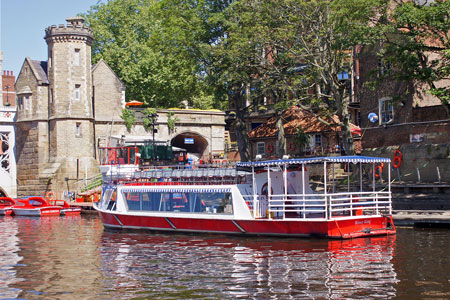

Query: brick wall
[2,71,15,106]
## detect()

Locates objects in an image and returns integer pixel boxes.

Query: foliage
[82,0,229,109]
[167,111,180,134]
[380,0,450,114]
[120,108,137,132]
[208,0,388,155]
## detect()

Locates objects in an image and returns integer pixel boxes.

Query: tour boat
[47,199,82,216]
[12,197,62,217]
[94,149,396,239]
[0,197,16,216]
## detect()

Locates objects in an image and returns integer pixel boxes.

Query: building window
[379,97,393,124]
[315,134,322,147]
[18,97,23,111]
[50,89,54,104]
[75,123,81,137]
[74,84,81,101]
[25,96,31,111]
[257,142,265,155]
[74,48,80,66]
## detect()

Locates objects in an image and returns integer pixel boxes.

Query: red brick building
[358,43,449,149]
[2,70,15,106]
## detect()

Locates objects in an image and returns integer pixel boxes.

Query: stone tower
[41,17,98,195]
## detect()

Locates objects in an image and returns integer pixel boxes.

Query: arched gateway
[170,132,209,159]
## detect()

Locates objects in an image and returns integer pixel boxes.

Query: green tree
[83,0,228,109]
[382,0,450,114]
[209,0,388,156]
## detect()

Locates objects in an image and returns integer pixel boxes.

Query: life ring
[393,149,402,168]
[267,143,274,153]
[288,143,295,152]
[375,163,384,179]
[393,156,402,168]
[45,191,55,201]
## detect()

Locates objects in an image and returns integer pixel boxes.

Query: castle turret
[44,17,95,161]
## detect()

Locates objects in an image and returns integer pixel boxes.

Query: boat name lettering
[355,220,371,225]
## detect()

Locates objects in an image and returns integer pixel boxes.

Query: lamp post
[148,113,158,161]
[4,85,11,106]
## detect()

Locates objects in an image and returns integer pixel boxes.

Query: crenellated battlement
[44,17,93,44]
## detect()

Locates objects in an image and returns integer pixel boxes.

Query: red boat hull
[97,211,395,239]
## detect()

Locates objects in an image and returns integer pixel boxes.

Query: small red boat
[0,197,15,216]
[12,197,62,217]
[47,199,82,216]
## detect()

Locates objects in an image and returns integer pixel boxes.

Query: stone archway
[171,132,209,159]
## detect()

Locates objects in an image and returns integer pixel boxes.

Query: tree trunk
[232,90,251,162]
[276,115,286,158]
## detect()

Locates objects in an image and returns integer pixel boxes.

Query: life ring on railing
[267,143,274,153]
[45,191,55,201]
[393,149,402,168]
[288,142,295,152]
[375,163,384,179]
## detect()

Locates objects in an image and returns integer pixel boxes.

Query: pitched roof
[249,106,342,139]
[30,59,49,84]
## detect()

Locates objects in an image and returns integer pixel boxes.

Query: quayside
[94,149,395,239]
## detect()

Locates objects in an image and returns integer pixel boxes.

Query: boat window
[122,191,233,214]
[101,188,117,211]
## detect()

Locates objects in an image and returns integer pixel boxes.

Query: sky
[1,0,102,78]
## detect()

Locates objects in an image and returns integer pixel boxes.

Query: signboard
[410,133,424,143]
[184,138,194,144]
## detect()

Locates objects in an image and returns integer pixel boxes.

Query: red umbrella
[125,100,144,107]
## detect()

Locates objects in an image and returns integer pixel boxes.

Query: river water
[0,215,449,300]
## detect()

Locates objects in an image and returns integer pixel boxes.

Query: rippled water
[0,215,449,299]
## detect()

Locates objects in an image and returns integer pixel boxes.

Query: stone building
[14,17,124,197]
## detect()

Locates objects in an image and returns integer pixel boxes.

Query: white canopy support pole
[267,166,271,219]
[332,162,335,193]
[347,162,350,192]
[372,163,376,193]
[388,162,392,215]
[359,162,363,193]
[283,163,287,219]
[252,166,257,219]
[302,163,306,219]
[324,161,328,219]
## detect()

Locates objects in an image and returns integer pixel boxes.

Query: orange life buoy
[375,163,384,179]
[393,156,402,168]
[267,143,274,153]
[393,149,402,168]
[45,191,55,201]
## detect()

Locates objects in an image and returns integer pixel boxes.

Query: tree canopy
[381,0,450,114]
[83,0,229,109]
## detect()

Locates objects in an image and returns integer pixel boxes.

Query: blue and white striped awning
[237,156,391,168]
[121,187,232,193]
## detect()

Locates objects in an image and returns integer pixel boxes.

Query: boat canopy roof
[236,156,390,169]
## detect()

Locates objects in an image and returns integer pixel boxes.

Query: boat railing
[243,191,391,220]
[103,166,247,185]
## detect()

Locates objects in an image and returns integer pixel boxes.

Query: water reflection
[1,216,104,299]
[0,217,22,299]
[99,231,398,299]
